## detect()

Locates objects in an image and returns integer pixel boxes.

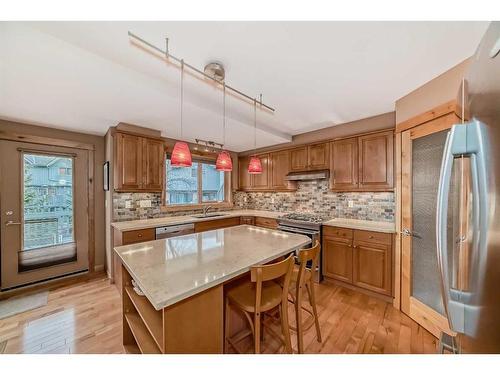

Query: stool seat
[227,281,282,313]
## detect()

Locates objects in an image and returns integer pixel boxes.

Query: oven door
[277,225,322,282]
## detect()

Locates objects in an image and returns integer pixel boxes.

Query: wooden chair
[288,240,322,353]
[224,254,295,354]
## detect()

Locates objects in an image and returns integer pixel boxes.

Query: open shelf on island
[125,312,161,354]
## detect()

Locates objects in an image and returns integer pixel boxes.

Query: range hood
[285,169,330,181]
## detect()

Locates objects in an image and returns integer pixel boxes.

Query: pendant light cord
[223,83,226,148]
[180,59,184,139]
[253,98,257,155]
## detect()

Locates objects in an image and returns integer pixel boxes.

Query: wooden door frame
[0,132,96,280]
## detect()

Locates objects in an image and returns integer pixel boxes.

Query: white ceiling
[0,21,489,151]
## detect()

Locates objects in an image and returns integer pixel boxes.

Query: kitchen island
[114,224,310,354]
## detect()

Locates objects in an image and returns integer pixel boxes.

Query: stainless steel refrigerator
[437,21,500,353]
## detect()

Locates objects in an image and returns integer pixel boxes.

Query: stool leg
[279,304,292,354]
[306,281,322,343]
[296,285,304,354]
[254,312,261,354]
[224,298,231,353]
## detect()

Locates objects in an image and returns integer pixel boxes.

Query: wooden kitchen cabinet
[114,131,165,192]
[238,156,252,190]
[330,130,394,192]
[322,236,353,283]
[330,138,358,191]
[307,142,329,170]
[322,227,393,298]
[352,230,392,296]
[251,153,270,190]
[358,131,394,191]
[290,143,329,172]
[194,217,241,233]
[254,217,278,229]
[270,150,295,191]
[290,146,308,171]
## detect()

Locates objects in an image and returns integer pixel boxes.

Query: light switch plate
[348,200,354,208]
[125,200,133,209]
[139,200,152,208]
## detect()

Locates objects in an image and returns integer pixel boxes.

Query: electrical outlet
[348,200,354,208]
[125,200,133,209]
[139,200,152,208]
[271,197,275,204]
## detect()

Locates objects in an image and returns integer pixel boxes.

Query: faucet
[203,205,213,216]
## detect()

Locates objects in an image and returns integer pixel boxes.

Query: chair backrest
[250,254,295,314]
[296,240,320,288]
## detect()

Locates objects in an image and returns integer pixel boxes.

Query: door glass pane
[21,153,76,271]
[165,159,199,205]
[411,130,451,315]
[201,163,224,202]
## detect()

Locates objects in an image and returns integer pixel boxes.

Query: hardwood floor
[0,275,437,354]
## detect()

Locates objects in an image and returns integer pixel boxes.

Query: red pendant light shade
[216,151,233,172]
[248,156,262,174]
[170,141,192,167]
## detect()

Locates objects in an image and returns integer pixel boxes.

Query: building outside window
[165,157,226,205]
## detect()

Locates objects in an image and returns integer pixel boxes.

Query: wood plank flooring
[0,275,437,354]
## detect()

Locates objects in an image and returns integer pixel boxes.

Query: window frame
[162,152,233,212]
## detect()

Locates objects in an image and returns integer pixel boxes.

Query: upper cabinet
[238,150,296,192]
[114,132,165,192]
[290,143,329,172]
[330,138,358,191]
[330,130,394,192]
[358,131,394,191]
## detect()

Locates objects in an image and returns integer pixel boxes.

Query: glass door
[0,140,89,289]
[401,118,461,338]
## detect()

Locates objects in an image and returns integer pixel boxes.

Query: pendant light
[171,60,192,167]
[248,98,262,174]
[216,83,233,172]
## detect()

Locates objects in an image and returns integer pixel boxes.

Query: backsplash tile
[113,180,395,222]
[233,180,394,222]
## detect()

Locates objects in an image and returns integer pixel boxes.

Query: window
[165,156,228,206]
[23,154,74,250]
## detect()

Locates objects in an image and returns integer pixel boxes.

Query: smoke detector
[204,62,225,82]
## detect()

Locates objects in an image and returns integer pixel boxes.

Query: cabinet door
[308,143,329,170]
[115,133,143,191]
[143,138,165,191]
[330,138,358,191]
[238,156,252,190]
[352,240,392,296]
[270,150,294,190]
[358,131,394,190]
[290,147,308,171]
[322,236,353,283]
[251,154,270,190]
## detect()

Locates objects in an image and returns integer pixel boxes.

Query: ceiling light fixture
[248,98,262,174]
[170,60,192,167]
[216,83,233,172]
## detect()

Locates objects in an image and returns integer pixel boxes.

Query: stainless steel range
[277,213,327,282]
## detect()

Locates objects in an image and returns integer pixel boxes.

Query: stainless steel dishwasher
[155,223,195,239]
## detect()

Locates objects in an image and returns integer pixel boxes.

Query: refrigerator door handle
[436,120,488,334]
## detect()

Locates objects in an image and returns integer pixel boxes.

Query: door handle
[401,228,422,238]
[5,221,21,226]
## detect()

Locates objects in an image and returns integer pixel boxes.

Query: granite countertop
[111,209,282,232]
[323,218,396,233]
[114,225,310,310]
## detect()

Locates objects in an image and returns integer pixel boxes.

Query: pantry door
[0,140,91,290]
[401,114,462,338]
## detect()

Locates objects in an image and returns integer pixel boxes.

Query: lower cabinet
[194,217,241,233]
[322,226,393,297]
[254,217,278,229]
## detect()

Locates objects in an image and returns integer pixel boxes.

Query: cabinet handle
[138,234,142,237]
[347,244,352,248]
[369,235,374,239]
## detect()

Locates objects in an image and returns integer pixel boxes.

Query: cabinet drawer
[354,230,392,245]
[240,216,255,225]
[194,217,241,233]
[323,226,353,240]
[254,217,278,229]
[122,228,155,245]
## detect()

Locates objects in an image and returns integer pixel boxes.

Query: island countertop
[114,225,310,310]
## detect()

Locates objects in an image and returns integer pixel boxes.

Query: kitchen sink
[191,213,228,219]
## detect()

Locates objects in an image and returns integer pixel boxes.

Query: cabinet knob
[369,235,374,239]
[138,234,142,237]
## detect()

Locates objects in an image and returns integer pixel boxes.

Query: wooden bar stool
[288,240,322,353]
[224,254,295,354]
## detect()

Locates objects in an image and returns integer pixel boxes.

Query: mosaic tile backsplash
[113,180,395,222]
[233,180,395,222]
